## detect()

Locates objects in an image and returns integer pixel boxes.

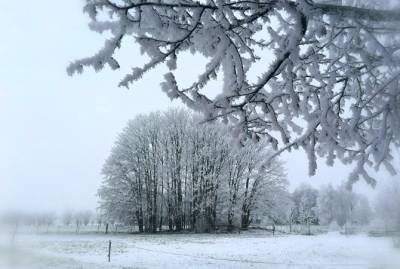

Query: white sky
[0,0,397,213]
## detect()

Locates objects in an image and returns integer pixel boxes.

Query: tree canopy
[99,110,286,232]
[68,0,400,185]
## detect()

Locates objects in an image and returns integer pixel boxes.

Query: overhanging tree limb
[69,0,400,185]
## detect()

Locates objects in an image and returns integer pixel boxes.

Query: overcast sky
[0,0,397,213]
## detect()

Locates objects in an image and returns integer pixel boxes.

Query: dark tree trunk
[228,211,235,232]
[241,208,251,229]
[137,209,144,233]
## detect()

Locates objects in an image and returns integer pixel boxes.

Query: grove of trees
[276,183,372,234]
[317,184,372,230]
[98,109,377,234]
[98,109,287,232]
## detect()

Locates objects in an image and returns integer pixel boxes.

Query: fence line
[129,244,368,267]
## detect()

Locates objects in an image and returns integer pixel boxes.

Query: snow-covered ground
[1,230,399,269]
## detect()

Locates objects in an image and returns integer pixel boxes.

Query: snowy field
[1,230,399,269]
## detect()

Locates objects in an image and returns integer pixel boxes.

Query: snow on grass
[1,231,399,269]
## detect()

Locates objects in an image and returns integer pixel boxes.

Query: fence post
[108,240,112,262]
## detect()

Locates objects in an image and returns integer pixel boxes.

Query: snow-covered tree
[353,194,372,226]
[81,210,93,226]
[317,184,372,228]
[258,186,293,225]
[291,184,319,234]
[334,186,356,228]
[375,179,400,232]
[238,141,287,229]
[62,210,74,226]
[317,184,337,225]
[69,0,400,185]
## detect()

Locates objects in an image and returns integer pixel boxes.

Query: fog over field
[1,231,400,269]
[1,0,400,268]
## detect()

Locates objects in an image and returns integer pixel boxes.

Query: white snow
[1,231,399,269]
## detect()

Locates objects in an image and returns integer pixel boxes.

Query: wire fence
[128,244,369,268]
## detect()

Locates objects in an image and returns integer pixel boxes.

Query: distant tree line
[0,212,56,229]
[62,210,94,232]
[0,210,97,233]
[0,181,383,235]
[99,109,287,233]
[261,183,373,235]
[375,179,400,232]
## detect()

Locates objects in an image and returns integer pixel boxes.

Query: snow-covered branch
[70,0,400,185]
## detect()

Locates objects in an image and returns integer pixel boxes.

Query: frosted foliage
[69,0,400,185]
[375,179,400,230]
[318,184,372,227]
[99,109,287,232]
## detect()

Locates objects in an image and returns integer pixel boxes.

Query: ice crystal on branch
[69,0,400,185]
